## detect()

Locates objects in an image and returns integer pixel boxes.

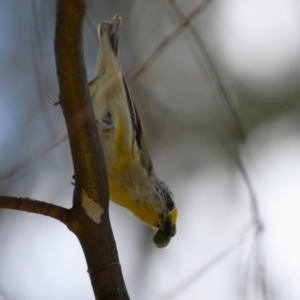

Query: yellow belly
[108,178,160,228]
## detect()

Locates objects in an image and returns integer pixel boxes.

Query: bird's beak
[153,208,178,248]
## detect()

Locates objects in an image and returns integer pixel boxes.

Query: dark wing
[122,76,142,149]
[122,75,153,174]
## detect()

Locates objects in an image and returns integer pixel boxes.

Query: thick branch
[0,196,69,224]
[55,0,107,198]
[55,0,128,299]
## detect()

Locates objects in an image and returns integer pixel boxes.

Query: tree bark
[54,0,129,299]
[0,0,129,299]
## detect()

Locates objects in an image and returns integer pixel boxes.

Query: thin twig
[255,233,271,300]
[168,0,267,297]
[168,0,246,140]
[168,0,262,226]
[0,195,70,224]
[31,0,55,134]
[126,0,211,82]
[0,126,67,182]
[241,229,271,300]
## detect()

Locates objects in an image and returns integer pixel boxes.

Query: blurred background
[1,0,300,299]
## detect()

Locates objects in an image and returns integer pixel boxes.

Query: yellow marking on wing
[113,116,133,172]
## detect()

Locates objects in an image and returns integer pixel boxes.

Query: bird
[89,15,177,247]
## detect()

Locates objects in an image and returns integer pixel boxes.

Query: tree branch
[55,0,129,299]
[0,196,70,224]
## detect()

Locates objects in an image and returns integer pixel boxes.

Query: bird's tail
[99,15,121,56]
[95,15,121,76]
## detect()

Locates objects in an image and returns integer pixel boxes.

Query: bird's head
[152,181,177,248]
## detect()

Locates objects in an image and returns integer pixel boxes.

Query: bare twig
[0,196,69,224]
[168,0,267,297]
[0,126,67,182]
[168,0,246,139]
[31,0,55,134]
[126,0,211,82]
[169,0,265,238]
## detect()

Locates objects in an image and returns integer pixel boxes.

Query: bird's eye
[165,195,174,211]
[155,183,174,211]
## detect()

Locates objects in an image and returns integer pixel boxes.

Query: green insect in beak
[153,211,177,248]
